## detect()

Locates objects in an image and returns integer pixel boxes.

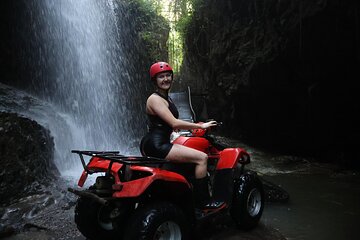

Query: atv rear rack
[71,150,170,175]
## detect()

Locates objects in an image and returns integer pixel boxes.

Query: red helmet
[149,62,173,79]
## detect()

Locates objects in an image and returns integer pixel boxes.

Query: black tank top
[147,92,179,134]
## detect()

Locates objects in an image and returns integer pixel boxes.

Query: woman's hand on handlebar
[200,120,218,129]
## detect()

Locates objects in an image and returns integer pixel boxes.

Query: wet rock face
[0,112,58,204]
[181,0,360,167]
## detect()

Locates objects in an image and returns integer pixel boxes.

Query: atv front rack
[72,150,170,175]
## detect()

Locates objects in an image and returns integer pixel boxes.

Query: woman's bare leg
[165,144,208,178]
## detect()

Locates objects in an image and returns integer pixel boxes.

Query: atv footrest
[68,187,109,206]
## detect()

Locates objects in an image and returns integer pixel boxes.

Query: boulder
[0,112,58,204]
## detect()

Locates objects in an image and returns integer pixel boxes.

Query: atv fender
[77,157,123,187]
[217,148,249,170]
[113,168,190,198]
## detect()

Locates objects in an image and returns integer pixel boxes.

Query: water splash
[0,83,81,172]
[4,0,149,173]
[36,0,136,149]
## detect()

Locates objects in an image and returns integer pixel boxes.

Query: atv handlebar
[171,121,223,140]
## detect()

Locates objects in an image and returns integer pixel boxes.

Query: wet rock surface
[0,112,58,205]
[0,179,83,240]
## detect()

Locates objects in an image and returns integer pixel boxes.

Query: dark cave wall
[181,0,360,166]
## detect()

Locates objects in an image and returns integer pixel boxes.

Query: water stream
[245,142,360,240]
[262,173,360,240]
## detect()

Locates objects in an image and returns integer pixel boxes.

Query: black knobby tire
[123,201,190,240]
[75,197,120,240]
[230,172,265,230]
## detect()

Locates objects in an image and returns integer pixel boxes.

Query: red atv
[68,124,264,240]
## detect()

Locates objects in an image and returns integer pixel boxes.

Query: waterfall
[8,0,149,174]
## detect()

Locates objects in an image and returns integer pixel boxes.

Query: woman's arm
[147,95,216,130]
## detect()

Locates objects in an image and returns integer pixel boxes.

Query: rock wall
[0,112,57,204]
[181,0,360,166]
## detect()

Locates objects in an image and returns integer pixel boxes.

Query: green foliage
[168,0,205,71]
[166,0,199,72]
[175,0,204,35]
[125,0,170,62]
[140,31,167,61]
[176,12,192,38]
[128,0,160,17]
[175,0,195,31]
[121,0,205,71]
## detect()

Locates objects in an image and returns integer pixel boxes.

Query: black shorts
[140,129,173,159]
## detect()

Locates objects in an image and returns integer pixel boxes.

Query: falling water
[11,0,149,173]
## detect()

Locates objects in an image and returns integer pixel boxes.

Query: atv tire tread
[123,201,190,240]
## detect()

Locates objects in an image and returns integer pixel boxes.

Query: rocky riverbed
[0,171,287,240]
[0,153,287,240]
[3,162,358,240]
[1,178,286,240]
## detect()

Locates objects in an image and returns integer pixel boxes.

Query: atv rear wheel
[230,172,264,230]
[123,202,189,240]
[75,197,122,240]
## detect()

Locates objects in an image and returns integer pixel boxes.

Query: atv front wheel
[230,172,264,230]
[123,202,189,240]
[75,197,122,240]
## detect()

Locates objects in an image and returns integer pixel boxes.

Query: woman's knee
[198,152,208,165]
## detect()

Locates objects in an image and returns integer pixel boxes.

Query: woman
[141,61,222,209]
